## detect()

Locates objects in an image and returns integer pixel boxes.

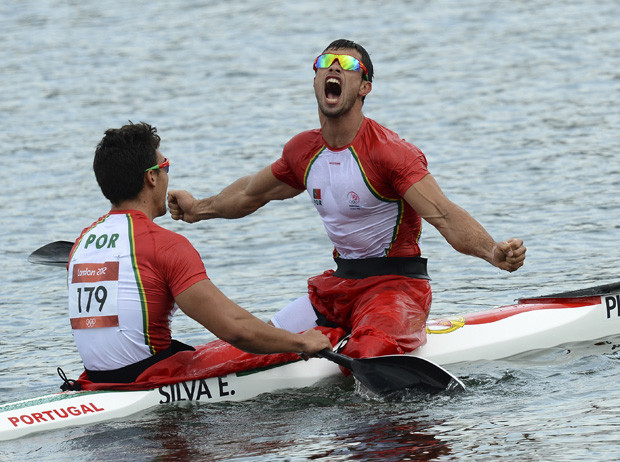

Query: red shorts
[309,270,432,359]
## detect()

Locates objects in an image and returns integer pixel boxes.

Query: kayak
[2,280,619,441]
[414,283,620,364]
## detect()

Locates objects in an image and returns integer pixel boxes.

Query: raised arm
[168,165,303,223]
[175,279,332,355]
[404,174,526,272]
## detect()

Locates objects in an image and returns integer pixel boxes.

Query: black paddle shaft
[318,349,464,394]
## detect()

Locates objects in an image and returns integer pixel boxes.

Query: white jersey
[68,211,207,371]
[305,147,401,258]
[272,117,429,259]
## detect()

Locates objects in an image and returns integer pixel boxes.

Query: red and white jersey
[67,210,208,371]
[272,117,429,258]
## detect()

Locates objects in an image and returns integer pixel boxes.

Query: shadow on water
[298,419,452,462]
[143,410,453,462]
[50,381,456,462]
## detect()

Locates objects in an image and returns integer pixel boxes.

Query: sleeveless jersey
[271,117,429,258]
[67,210,208,371]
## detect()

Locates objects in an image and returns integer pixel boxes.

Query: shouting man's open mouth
[324,76,342,104]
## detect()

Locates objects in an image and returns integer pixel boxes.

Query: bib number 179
[76,285,108,313]
[69,261,120,329]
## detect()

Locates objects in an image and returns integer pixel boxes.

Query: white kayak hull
[0,359,342,442]
[415,294,620,364]
[2,285,620,441]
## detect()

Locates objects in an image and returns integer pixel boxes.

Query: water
[1,0,619,459]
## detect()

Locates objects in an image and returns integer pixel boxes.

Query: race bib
[69,260,120,329]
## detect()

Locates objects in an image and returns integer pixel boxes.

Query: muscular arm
[175,279,331,355]
[405,174,526,272]
[168,166,303,223]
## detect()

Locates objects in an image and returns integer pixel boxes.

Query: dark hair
[93,122,161,206]
[323,39,374,82]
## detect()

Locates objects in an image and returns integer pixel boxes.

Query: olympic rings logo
[86,318,96,328]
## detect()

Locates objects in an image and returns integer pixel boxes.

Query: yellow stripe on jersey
[348,147,405,256]
[126,214,154,354]
[303,146,327,187]
[69,214,110,263]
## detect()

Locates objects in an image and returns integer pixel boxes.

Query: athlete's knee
[270,295,318,333]
[341,326,404,359]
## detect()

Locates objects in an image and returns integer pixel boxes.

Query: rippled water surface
[1,0,619,460]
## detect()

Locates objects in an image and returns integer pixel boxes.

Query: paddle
[318,348,465,394]
[28,240,73,267]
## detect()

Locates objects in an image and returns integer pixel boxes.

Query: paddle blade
[28,241,73,267]
[351,354,465,394]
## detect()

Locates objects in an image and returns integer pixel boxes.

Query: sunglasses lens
[314,54,360,71]
[315,54,333,69]
[337,55,360,71]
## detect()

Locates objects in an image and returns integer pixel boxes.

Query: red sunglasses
[144,158,170,173]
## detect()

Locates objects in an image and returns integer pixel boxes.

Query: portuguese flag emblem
[312,189,322,205]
